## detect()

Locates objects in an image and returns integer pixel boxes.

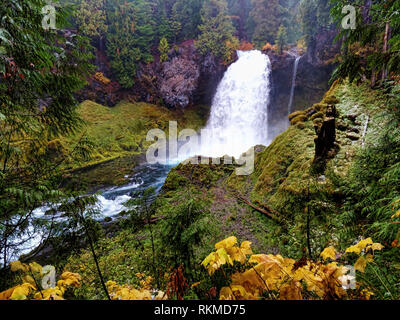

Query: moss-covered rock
[310,112,324,121]
[323,95,340,105]
[290,114,308,125]
[288,110,306,121]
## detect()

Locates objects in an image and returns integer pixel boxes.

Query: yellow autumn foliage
[10,261,29,273]
[320,246,336,261]
[391,200,400,219]
[106,280,167,300]
[392,209,400,219]
[201,236,384,300]
[10,283,36,300]
[345,238,384,255]
[57,272,82,288]
[354,254,374,273]
[201,236,253,275]
[94,72,111,85]
[0,261,82,300]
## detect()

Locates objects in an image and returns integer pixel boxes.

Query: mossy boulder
[290,114,308,125]
[311,103,326,112]
[288,110,306,121]
[323,95,340,105]
[310,112,324,121]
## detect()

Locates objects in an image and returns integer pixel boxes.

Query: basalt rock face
[305,29,341,67]
[158,46,200,108]
[78,41,226,109]
[125,41,226,108]
[76,50,124,107]
[265,42,337,139]
[154,41,226,108]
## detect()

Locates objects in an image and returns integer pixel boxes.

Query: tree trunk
[362,0,372,24]
[312,105,337,174]
[80,214,111,300]
[3,237,7,269]
[371,67,376,87]
[382,21,390,81]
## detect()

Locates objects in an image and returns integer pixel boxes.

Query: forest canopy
[64,0,320,87]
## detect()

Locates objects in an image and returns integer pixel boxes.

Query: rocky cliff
[77,33,340,139]
[263,29,340,138]
[78,41,227,109]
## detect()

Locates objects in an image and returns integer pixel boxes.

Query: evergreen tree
[170,6,182,44]
[330,0,400,84]
[159,37,170,62]
[227,0,252,40]
[171,0,203,42]
[250,0,282,46]
[106,0,139,88]
[106,0,156,88]
[276,24,288,54]
[75,0,108,49]
[0,0,93,268]
[298,0,332,48]
[196,0,237,61]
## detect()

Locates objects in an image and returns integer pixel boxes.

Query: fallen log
[231,191,283,224]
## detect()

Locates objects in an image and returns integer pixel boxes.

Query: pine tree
[330,0,400,84]
[276,25,288,54]
[75,0,108,49]
[250,0,282,46]
[106,0,139,88]
[159,37,170,62]
[0,0,93,269]
[196,0,237,61]
[298,0,332,48]
[171,0,203,42]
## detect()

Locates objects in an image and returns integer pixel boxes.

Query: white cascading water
[288,55,301,116]
[198,50,272,158]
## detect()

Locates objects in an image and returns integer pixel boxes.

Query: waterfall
[199,50,272,158]
[288,55,301,116]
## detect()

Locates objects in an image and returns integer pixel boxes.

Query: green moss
[296,122,306,129]
[323,95,340,105]
[162,170,190,193]
[290,114,308,125]
[63,100,210,170]
[310,112,324,121]
[288,110,306,121]
[311,103,326,112]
